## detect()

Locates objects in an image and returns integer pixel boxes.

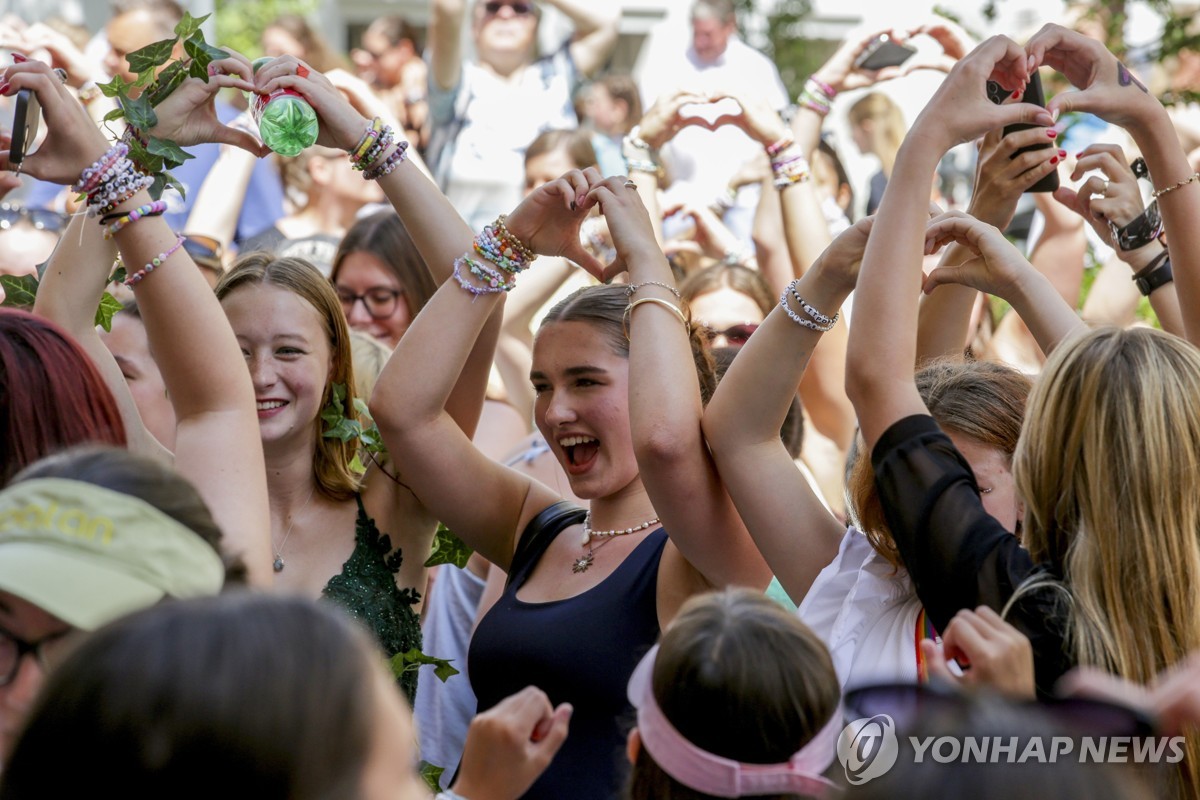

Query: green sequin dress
[322,494,422,703]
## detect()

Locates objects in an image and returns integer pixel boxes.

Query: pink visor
[627,645,842,799]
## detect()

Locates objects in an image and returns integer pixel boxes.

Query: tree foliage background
[214,0,317,61]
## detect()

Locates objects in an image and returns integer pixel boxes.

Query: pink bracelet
[808,77,836,99]
[124,236,186,287]
[766,131,796,158]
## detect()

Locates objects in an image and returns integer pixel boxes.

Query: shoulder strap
[507,501,587,589]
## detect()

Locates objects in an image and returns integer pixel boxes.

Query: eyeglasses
[336,286,404,320]
[701,322,759,346]
[0,203,68,233]
[0,623,73,686]
[484,1,535,16]
[844,682,1157,739]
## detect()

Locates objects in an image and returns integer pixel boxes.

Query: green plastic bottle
[251,57,319,157]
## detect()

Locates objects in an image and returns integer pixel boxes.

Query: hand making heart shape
[503,168,665,284]
[635,89,745,150]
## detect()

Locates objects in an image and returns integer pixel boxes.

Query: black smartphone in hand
[855,34,917,71]
[1000,72,1058,193]
[9,89,41,167]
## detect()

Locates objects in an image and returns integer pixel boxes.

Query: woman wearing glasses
[427,0,620,229]
[330,210,437,349]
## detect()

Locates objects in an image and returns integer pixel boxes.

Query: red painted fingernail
[1012,90,1021,98]
[1046,129,1058,138]
[1050,156,1059,165]
[0,82,8,95]
[1058,149,1066,158]
[11,53,26,63]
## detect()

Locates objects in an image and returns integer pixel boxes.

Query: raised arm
[845,36,1052,449]
[1027,23,1200,346]
[429,0,467,93]
[1054,143,1184,336]
[542,0,620,78]
[917,124,1060,363]
[703,219,873,603]
[592,178,770,591]
[4,59,273,584]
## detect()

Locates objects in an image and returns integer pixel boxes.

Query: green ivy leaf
[122,95,159,133]
[173,11,210,41]
[111,265,127,285]
[390,648,460,683]
[102,107,125,123]
[146,136,194,170]
[126,37,177,75]
[97,73,133,99]
[94,292,123,332]
[418,762,445,794]
[184,36,228,72]
[348,452,367,476]
[0,274,39,308]
[424,524,473,569]
[322,418,363,442]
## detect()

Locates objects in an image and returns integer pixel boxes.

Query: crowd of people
[2,0,1200,797]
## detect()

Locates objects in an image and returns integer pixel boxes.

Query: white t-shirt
[798,527,923,690]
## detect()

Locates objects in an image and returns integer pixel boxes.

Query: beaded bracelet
[624,125,653,153]
[626,280,681,299]
[785,279,839,327]
[806,77,837,101]
[765,131,796,158]
[94,174,155,217]
[124,236,186,287]
[452,255,510,299]
[779,290,831,332]
[626,157,661,175]
[358,127,395,171]
[475,221,533,275]
[73,143,130,196]
[458,254,516,292]
[362,141,410,181]
[494,215,537,264]
[102,200,167,239]
[1151,171,1200,200]
[348,117,385,162]
[622,297,690,340]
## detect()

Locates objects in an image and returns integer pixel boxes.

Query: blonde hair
[216,254,361,502]
[1012,327,1200,796]
[847,92,906,163]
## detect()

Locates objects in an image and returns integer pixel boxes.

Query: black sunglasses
[484,1,535,15]
[701,322,759,346]
[0,203,68,233]
[845,682,1158,739]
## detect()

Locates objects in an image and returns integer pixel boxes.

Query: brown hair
[627,589,839,800]
[848,358,1031,569]
[264,14,350,72]
[540,284,717,405]
[678,263,774,320]
[596,75,643,135]
[524,128,598,171]
[216,254,360,501]
[330,210,438,326]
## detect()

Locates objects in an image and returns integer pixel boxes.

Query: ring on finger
[1101,179,1111,196]
[53,67,68,84]
[623,179,637,189]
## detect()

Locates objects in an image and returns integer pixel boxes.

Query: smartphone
[9,89,41,167]
[855,35,917,71]
[1001,72,1059,194]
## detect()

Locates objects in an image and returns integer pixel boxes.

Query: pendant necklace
[572,511,660,574]
[273,486,316,573]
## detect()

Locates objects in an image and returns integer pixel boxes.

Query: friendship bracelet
[807,77,837,100]
[785,279,839,327]
[354,126,395,172]
[1151,172,1200,200]
[452,256,510,298]
[625,158,661,175]
[765,131,796,158]
[73,143,130,195]
[624,125,653,153]
[475,222,533,275]
[349,117,386,161]
[494,215,537,263]
[626,280,681,299]
[362,141,410,181]
[123,236,185,287]
[622,297,690,340]
[101,200,167,239]
[779,287,833,332]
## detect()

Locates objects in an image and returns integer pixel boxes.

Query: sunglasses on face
[484,1,535,16]
[844,682,1158,739]
[700,322,759,346]
[336,285,404,320]
[0,203,68,233]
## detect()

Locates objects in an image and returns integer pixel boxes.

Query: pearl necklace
[572,511,660,574]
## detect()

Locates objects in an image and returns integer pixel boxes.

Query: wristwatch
[1109,200,1163,252]
[1132,250,1173,297]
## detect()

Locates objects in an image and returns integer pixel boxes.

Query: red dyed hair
[0,309,127,486]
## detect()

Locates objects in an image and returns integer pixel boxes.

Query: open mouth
[256,400,288,418]
[559,435,600,473]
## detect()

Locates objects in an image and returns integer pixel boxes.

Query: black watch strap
[1132,251,1173,296]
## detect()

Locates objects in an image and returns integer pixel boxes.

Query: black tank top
[469,501,667,800]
